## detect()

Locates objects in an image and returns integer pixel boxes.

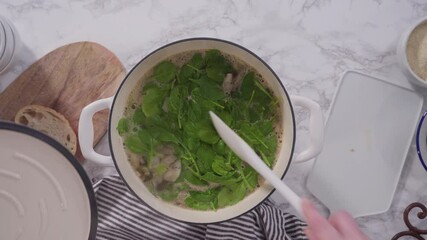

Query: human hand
[301,199,370,240]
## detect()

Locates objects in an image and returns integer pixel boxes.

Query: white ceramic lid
[307,71,423,217]
[0,122,97,240]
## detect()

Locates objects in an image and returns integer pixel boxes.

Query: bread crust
[14,105,77,155]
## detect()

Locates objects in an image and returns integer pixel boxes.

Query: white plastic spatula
[209,111,304,218]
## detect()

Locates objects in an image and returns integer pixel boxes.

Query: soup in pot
[117,49,282,210]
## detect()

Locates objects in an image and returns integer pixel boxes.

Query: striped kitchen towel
[95,176,307,240]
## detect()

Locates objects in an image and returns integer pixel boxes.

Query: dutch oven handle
[290,95,324,163]
[79,97,114,166]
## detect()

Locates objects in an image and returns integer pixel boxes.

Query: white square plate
[306,71,423,217]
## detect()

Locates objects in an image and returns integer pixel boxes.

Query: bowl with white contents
[397,16,427,88]
[78,38,324,224]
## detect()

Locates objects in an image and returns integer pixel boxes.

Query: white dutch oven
[79,38,324,224]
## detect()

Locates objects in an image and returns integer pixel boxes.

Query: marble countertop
[1,0,427,238]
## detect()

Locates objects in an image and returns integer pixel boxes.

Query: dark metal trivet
[392,202,427,240]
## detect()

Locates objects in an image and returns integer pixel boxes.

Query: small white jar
[0,16,19,74]
[397,16,427,89]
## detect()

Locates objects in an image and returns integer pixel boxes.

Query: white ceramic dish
[0,16,18,74]
[397,16,427,89]
[307,71,423,217]
[0,122,97,240]
[0,21,6,61]
[416,110,427,172]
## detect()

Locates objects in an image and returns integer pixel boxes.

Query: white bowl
[0,21,6,60]
[397,16,427,88]
[416,110,427,172]
[0,16,18,74]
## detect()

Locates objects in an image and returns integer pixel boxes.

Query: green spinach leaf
[148,126,181,145]
[196,144,216,174]
[141,86,166,117]
[213,140,226,155]
[188,188,219,203]
[153,61,177,82]
[211,156,233,176]
[182,169,208,186]
[201,172,240,185]
[132,107,145,125]
[117,118,129,135]
[184,196,212,210]
[124,134,146,154]
[217,182,247,208]
[196,120,220,144]
[189,53,205,69]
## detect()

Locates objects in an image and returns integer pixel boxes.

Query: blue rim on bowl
[416,110,427,171]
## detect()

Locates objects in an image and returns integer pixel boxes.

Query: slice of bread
[14,105,77,155]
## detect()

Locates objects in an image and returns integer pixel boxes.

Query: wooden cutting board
[0,42,126,162]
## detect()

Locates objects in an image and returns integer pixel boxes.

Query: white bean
[163,160,181,182]
[222,73,233,94]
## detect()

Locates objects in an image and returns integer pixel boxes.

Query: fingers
[304,228,319,240]
[329,211,369,240]
[301,199,341,240]
[302,199,370,240]
[329,211,359,235]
